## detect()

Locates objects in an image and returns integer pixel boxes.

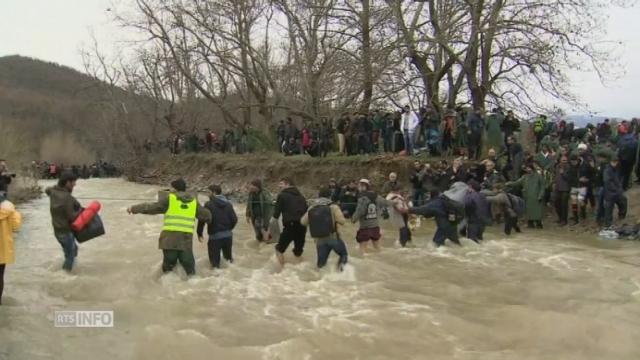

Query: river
[1,179,639,360]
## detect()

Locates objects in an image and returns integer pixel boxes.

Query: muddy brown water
[1,179,639,360]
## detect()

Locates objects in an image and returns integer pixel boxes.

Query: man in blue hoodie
[197,185,238,269]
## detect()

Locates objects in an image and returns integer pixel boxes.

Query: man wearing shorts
[568,154,594,224]
[351,179,389,253]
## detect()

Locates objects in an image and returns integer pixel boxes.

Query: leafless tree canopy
[89,0,622,130]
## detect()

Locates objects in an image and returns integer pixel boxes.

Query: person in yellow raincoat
[0,196,22,305]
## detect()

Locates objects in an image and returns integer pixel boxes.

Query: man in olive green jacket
[128,179,211,275]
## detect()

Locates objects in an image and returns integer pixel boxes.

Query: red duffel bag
[71,201,102,232]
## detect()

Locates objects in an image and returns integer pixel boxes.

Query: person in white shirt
[400,105,420,155]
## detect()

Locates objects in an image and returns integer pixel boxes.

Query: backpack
[534,118,545,133]
[442,195,465,223]
[308,205,335,238]
[507,194,526,217]
[365,200,378,221]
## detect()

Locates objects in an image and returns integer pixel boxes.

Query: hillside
[0,55,153,164]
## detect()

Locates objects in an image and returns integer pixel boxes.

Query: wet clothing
[273,187,308,256]
[207,237,232,268]
[351,191,389,230]
[485,191,521,235]
[197,195,238,240]
[273,187,308,223]
[197,195,237,268]
[45,186,82,235]
[301,198,348,268]
[387,193,412,247]
[464,191,491,242]
[409,196,460,247]
[246,190,274,241]
[55,232,77,271]
[162,249,195,274]
[130,191,212,251]
[275,221,307,256]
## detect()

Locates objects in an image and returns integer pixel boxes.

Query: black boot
[535,221,543,229]
[527,220,534,228]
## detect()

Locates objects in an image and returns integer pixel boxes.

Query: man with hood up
[197,184,238,269]
[273,177,308,267]
[300,187,348,270]
[351,179,390,253]
[128,179,211,276]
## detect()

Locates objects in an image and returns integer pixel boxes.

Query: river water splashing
[1,179,639,359]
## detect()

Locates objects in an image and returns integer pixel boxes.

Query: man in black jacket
[273,178,308,267]
[602,157,627,228]
[197,185,238,269]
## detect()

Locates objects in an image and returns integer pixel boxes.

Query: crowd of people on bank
[144,127,252,155]
[275,106,525,157]
[1,107,639,305]
[29,160,120,180]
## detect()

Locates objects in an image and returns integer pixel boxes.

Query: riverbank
[126,153,422,198]
[126,153,638,235]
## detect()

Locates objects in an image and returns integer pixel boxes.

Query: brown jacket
[300,199,345,244]
[131,191,211,250]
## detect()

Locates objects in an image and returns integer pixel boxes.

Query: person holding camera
[0,160,17,198]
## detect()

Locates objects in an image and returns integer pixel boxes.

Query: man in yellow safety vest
[128,179,211,276]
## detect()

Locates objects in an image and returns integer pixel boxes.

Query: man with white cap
[351,179,390,253]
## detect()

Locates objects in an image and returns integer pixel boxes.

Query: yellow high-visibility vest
[162,193,197,233]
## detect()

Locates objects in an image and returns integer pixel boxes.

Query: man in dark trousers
[273,178,308,267]
[128,179,211,276]
[197,185,238,269]
[602,156,627,228]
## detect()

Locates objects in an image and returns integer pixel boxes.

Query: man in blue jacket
[197,185,238,268]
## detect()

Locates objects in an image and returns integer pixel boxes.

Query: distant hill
[0,55,154,163]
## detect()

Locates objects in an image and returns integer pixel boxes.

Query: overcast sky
[1,0,638,118]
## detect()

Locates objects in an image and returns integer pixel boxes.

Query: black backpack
[442,195,465,222]
[308,205,335,238]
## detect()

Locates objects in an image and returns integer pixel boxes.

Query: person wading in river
[272,177,308,267]
[197,184,238,269]
[45,172,82,272]
[300,187,348,270]
[351,179,389,253]
[127,179,211,276]
[246,179,274,244]
[0,194,22,305]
